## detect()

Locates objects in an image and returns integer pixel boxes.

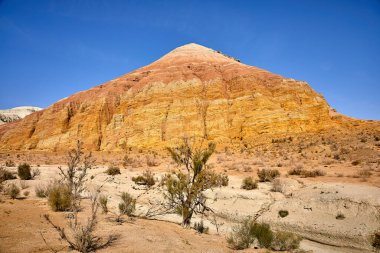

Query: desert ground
[1,136,379,253]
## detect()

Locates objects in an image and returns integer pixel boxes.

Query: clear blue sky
[0,0,379,120]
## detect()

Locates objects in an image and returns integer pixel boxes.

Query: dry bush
[288,167,325,178]
[5,160,15,167]
[271,231,301,251]
[352,160,361,166]
[241,177,257,190]
[98,195,108,214]
[257,169,280,182]
[0,167,16,181]
[43,194,118,253]
[6,183,20,199]
[32,168,41,178]
[23,190,30,197]
[35,182,55,198]
[105,166,121,176]
[118,192,136,216]
[227,220,273,249]
[336,212,345,220]
[122,154,142,168]
[146,154,160,167]
[271,178,284,193]
[243,165,253,172]
[17,163,32,180]
[48,184,72,211]
[356,169,372,179]
[132,170,155,187]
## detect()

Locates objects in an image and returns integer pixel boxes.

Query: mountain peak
[153,43,241,66]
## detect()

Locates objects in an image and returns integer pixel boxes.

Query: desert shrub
[271,231,301,251]
[32,168,41,178]
[193,220,209,234]
[352,160,360,166]
[336,212,345,220]
[105,166,121,176]
[35,182,54,198]
[118,192,136,216]
[227,220,274,249]
[288,167,325,178]
[48,184,72,211]
[301,169,326,178]
[44,194,118,253]
[17,163,32,180]
[218,173,229,186]
[146,154,160,167]
[0,167,16,181]
[357,169,372,179]
[5,160,15,167]
[271,178,284,193]
[132,170,155,187]
[241,177,257,190]
[23,191,30,197]
[251,222,273,248]
[257,169,280,182]
[227,219,257,249]
[278,210,289,218]
[371,231,380,251]
[98,195,108,214]
[288,166,303,175]
[6,183,20,199]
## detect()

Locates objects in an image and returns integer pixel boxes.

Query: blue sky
[0,0,379,120]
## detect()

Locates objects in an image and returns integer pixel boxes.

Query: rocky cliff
[0,44,373,151]
[0,106,42,125]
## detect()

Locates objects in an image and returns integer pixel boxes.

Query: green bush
[271,231,301,251]
[17,163,32,180]
[227,219,273,249]
[132,170,155,187]
[257,169,280,182]
[251,223,273,248]
[48,184,72,211]
[278,210,289,218]
[241,177,257,190]
[118,192,136,216]
[105,166,121,176]
[6,183,20,199]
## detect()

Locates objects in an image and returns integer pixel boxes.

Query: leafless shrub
[132,170,155,187]
[43,194,118,253]
[6,183,20,199]
[32,168,41,178]
[271,178,284,193]
[19,180,28,189]
[146,154,160,167]
[241,177,257,190]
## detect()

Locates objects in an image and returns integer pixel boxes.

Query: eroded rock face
[0,106,42,125]
[0,44,374,151]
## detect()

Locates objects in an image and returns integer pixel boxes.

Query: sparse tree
[163,138,224,227]
[58,140,94,211]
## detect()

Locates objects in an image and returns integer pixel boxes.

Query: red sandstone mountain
[0,43,378,151]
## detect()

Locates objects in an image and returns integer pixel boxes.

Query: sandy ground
[1,161,379,253]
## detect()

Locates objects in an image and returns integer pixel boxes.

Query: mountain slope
[0,43,375,151]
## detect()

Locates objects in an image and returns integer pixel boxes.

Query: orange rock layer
[0,44,375,151]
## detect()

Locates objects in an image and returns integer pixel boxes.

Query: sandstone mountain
[0,106,42,125]
[0,43,377,151]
